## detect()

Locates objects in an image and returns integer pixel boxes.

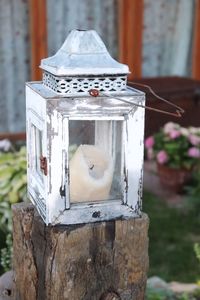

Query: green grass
[143,191,200,283]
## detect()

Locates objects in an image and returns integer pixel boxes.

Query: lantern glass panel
[31,124,43,181]
[69,120,123,203]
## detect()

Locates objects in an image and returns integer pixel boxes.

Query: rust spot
[92,211,101,218]
[89,89,99,97]
[40,156,47,176]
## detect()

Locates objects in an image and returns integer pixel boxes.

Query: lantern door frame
[26,88,48,220]
[48,110,144,225]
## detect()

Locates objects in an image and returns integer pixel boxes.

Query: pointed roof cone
[40,30,129,76]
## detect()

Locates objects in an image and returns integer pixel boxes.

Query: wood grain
[13,203,149,300]
[118,0,144,80]
[29,0,48,80]
[192,0,200,79]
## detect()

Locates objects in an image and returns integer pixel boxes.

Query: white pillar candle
[69,144,114,202]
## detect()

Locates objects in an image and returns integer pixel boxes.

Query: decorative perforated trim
[43,72,127,96]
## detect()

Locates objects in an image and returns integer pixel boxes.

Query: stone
[0,271,15,300]
[147,276,169,290]
[168,282,199,294]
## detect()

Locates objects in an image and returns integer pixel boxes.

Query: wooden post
[29,0,48,80]
[12,203,149,300]
[118,0,144,80]
[192,0,200,80]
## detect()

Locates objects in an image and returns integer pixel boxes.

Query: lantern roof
[40,30,129,76]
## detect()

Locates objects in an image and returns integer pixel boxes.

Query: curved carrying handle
[89,83,185,118]
[129,82,184,117]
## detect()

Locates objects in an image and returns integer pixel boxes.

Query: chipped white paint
[123,105,145,212]
[26,87,48,220]
[26,30,145,225]
[42,72,127,96]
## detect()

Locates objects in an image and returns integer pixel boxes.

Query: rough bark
[12,203,149,300]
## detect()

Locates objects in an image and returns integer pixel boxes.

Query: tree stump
[12,203,149,300]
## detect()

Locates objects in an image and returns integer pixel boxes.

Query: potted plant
[145,122,200,193]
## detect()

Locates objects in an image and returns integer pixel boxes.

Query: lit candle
[69,145,114,202]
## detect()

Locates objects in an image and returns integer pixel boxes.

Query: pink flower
[157,150,169,164]
[188,147,200,158]
[180,127,189,137]
[145,136,154,149]
[189,127,200,134]
[169,129,181,139]
[188,134,200,146]
[163,122,179,134]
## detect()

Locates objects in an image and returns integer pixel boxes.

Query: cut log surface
[12,203,149,300]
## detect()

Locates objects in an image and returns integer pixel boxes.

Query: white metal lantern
[26,30,145,225]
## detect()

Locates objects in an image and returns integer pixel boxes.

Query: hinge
[40,156,47,176]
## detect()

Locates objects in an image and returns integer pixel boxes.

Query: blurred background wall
[0,0,198,133]
[0,0,30,133]
[143,0,194,77]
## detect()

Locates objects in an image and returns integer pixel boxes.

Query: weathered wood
[12,203,149,300]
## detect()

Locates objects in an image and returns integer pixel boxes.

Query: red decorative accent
[89,89,99,97]
[40,156,47,176]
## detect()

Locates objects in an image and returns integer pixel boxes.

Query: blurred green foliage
[145,286,200,300]
[185,170,200,212]
[0,146,27,273]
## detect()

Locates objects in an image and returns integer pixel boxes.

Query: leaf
[18,186,27,201]
[0,202,12,232]
[18,146,26,156]
[0,153,14,164]
[18,160,27,169]
[12,175,27,194]
[10,171,26,186]
[0,166,16,181]
[0,179,11,190]
[0,183,11,197]
[8,190,19,204]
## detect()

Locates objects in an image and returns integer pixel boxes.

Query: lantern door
[67,117,124,206]
[27,109,47,220]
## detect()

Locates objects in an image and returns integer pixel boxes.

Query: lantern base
[51,200,141,226]
[12,202,149,300]
[29,192,142,225]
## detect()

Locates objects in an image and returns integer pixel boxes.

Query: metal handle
[89,86,184,118]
